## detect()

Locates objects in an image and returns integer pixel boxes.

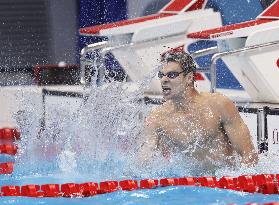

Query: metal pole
[210,56,218,93]
[210,40,279,93]
[80,41,109,86]
[257,107,268,153]
[80,39,279,94]
[79,31,200,87]
[190,46,218,59]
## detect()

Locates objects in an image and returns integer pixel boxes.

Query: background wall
[126,0,265,24]
[0,0,50,71]
[48,0,79,65]
[0,0,79,85]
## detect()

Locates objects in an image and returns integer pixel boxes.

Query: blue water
[1,82,278,205]
[1,169,279,205]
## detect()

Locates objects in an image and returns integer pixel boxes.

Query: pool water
[1,82,279,205]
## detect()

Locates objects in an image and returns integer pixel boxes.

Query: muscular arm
[218,95,258,166]
[137,111,159,166]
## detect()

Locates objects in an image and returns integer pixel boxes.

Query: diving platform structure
[187,0,279,103]
[79,0,222,94]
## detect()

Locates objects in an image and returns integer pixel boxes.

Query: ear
[186,72,194,85]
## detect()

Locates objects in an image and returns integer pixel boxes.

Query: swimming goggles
[158,71,184,79]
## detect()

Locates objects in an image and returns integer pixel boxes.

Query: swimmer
[139,50,258,172]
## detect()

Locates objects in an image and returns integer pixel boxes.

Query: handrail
[80,42,216,88]
[190,46,219,74]
[79,41,135,88]
[80,41,109,56]
[80,39,279,94]
[79,32,189,87]
[80,41,109,86]
[190,46,218,59]
[210,40,279,93]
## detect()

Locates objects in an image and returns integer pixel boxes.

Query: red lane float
[253,174,278,194]
[0,162,14,174]
[61,183,81,197]
[140,179,158,189]
[178,177,196,186]
[99,181,118,194]
[1,174,279,198]
[0,128,19,175]
[238,175,257,193]
[1,186,21,196]
[80,182,98,196]
[0,144,18,155]
[41,184,61,197]
[228,202,279,205]
[219,176,237,190]
[21,184,43,197]
[241,203,279,205]
[197,176,218,188]
[160,178,178,186]
[119,180,138,191]
[0,128,20,141]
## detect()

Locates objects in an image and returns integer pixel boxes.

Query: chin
[163,94,173,101]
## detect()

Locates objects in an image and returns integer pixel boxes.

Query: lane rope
[0,175,279,197]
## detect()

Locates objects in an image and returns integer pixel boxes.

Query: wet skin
[141,62,258,170]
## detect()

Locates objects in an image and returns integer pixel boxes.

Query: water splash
[9,51,279,181]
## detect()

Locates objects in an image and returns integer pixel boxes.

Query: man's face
[159,61,189,100]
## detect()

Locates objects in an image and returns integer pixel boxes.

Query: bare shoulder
[145,102,170,128]
[201,92,239,123]
[201,92,235,110]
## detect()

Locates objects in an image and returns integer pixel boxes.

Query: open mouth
[162,87,171,95]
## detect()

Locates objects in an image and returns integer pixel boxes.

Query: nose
[160,75,169,83]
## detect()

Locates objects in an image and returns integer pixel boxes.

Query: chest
[158,107,220,142]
